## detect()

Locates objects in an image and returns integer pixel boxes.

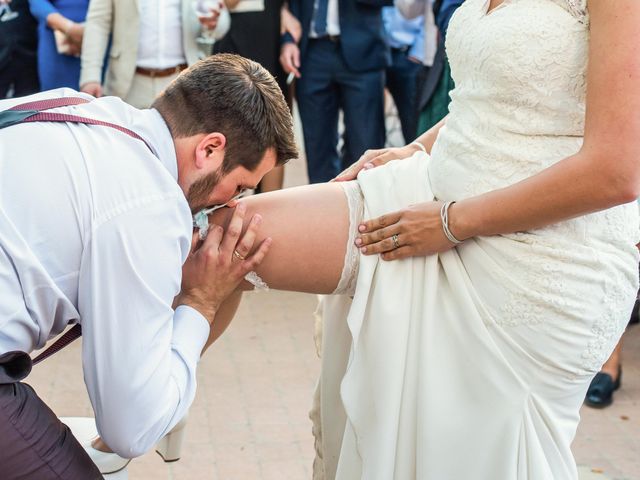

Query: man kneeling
[0,54,297,479]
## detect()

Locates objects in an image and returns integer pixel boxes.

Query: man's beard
[187,167,223,213]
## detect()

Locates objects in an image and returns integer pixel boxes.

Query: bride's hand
[355,201,462,261]
[332,143,424,182]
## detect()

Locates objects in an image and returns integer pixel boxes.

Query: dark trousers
[297,38,386,184]
[0,51,39,99]
[0,357,101,479]
[386,48,421,144]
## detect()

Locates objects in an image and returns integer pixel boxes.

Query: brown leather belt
[135,63,188,78]
[314,35,340,43]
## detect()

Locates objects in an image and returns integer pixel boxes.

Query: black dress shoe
[585,368,622,408]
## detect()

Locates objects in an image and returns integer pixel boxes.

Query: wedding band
[233,250,246,261]
[392,234,400,249]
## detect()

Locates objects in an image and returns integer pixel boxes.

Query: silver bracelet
[440,201,463,245]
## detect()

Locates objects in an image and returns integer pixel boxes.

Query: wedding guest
[0,0,39,98]
[0,54,296,478]
[30,0,88,90]
[80,0,225,109]
[280,0,393,184]
[382,5,424,143]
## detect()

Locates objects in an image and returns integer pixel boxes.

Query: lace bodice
[429,0,638,243]
[430,0,591,201]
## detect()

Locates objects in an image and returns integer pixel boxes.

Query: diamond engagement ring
[392,234,400,249]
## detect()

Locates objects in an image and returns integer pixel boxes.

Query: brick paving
[28,293,639,480]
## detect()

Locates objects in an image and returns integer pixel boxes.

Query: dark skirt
[213,1,289,96]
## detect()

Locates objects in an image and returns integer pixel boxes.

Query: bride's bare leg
[209,183,352,294]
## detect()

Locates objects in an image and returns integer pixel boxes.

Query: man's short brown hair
[153,54,298,173]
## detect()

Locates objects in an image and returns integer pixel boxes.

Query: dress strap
[553,0,589,24]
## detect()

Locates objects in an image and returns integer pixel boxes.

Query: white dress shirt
[310,0,340,37]
[0,89,209,458]
[137,0,187,69]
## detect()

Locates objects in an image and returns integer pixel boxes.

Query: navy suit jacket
[284,0,394,73]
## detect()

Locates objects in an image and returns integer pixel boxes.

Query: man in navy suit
[280,0,393,183]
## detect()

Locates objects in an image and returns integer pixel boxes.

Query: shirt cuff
[172,305,210,366]
[281,32,295,46]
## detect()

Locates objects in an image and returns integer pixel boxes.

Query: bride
[203,0,640,478]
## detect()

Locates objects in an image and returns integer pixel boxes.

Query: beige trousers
[123,72,180,109]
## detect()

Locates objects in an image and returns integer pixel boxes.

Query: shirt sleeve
[396,0,428,21]
[29,0,58,22]
[78,195,210,458]
[409,24,426,62]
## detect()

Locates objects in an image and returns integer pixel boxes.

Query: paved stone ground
[27,105,640,479]
[27,295,640,480]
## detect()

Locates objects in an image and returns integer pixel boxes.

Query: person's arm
[80,199,268,457]
[396,0,427,21]
[408,20,425,64]
[281,3,302,44]
[79,0,112,95]
[29,0,57,23]
[280,0,302,76]
[358,1,640,260]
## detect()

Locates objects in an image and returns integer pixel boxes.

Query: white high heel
[85,444,131,475]
[59,417,130,476]
[155,415,188,462]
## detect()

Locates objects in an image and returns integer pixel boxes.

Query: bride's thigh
[210,182,352,294]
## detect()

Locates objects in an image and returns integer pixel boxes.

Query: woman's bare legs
[202,290,244,352]
[209,182,352,294]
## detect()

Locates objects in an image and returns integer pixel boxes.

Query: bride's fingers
[333,149,391,182]
[359,233,404,255]
[359,211,402,234]
[359,148,388,164]
[234,214,262,260]
[355,224,401,248]
[332,164,360,182]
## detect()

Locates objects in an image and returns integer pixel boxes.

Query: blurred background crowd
[0,0,637,415]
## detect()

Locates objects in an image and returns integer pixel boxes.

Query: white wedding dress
[313,1,640,479]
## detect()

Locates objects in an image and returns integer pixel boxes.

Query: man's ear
[194,132,227,170]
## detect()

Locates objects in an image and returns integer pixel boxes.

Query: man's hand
[81,82,103,97]
[176,203,272,324]
[66,22,84,46]
[198,3,221,30]
[280,42,301,78]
